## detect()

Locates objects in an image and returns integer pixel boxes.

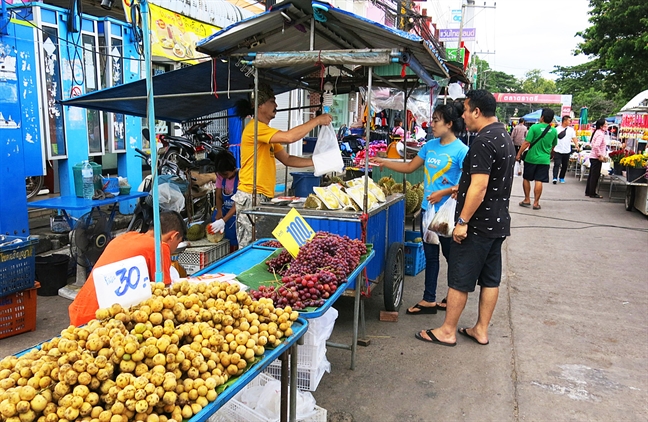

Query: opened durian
[304,194,322,209]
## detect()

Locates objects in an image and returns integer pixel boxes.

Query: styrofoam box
[209,373,327,422]
[263,358,329,392]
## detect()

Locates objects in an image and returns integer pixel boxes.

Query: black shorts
[448,235,505,292]
[523,163,550,183]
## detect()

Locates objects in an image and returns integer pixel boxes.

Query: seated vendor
[68,211,186,326]
[392,118,405,138]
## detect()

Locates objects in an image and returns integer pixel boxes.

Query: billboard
[438,28,476,41]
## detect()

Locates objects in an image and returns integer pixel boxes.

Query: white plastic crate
[177,239,229,274]
[210,373,326,422]
[263,358,329,392]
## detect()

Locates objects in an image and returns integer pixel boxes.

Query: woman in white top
[552,116,579,183]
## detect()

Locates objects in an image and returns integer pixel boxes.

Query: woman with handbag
[370,103,468,314]
[585,118,608,198]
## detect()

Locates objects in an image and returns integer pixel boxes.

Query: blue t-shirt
[417,138,468,211]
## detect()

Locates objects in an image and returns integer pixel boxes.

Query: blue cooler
[290,172,321,197]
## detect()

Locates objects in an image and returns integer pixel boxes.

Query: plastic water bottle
[81,160,94,199]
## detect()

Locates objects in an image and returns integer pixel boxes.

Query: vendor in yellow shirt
[232,84,332,248]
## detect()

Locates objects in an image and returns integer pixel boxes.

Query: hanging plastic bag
[158,182,185,213]
[430,197,457,237]
[312,124,345,176]
[254,379,317,420]
[421,202,439,244]
[514,161,521,177]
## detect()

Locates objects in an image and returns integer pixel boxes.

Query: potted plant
[619,152,648,182]
[609,149,634,173]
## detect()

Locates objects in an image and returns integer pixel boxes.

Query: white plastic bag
[430,198,457,237]
[421,202,439,244]
[312,124,344,176]
[255,379,317,420]
[158,182,185,212]
[514,161,521,177]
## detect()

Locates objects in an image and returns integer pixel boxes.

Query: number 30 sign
[93,255,152,310]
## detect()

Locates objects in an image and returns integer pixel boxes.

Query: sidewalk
[4,168,647,421]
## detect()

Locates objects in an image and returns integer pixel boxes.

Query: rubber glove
[208,219,225,234]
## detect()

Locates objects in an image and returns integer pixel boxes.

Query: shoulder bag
[521,125,552,161]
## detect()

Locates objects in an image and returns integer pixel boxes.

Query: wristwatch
[457,217,468,226]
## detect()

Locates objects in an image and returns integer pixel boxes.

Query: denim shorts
[448,235,505,292]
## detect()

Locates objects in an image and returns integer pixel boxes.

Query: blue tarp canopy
[522,109,560,124]
[62,0,450,122]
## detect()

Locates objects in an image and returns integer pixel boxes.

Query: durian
[391,183,404,193]
[378,176,395,189]
[304,194,322,209]
[405,190,419,214]
[186,223,205,241]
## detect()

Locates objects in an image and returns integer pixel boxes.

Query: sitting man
[69,211,186,326]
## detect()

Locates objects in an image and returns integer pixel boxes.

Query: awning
[62,0,450,121]
[197,0,448,81]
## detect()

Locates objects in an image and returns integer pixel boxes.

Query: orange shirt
[68,232,171,326]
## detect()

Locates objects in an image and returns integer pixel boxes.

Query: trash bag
[158,182,185,212]
[422,203,439,244]
[312,124,345,176]
[430,197,457,237]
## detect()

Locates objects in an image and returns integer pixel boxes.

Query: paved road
[3,170,647,422]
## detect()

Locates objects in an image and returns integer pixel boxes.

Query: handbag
[521,125,552,161]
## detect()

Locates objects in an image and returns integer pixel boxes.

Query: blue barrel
[290,172,321,197]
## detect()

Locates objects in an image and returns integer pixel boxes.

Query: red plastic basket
[0,283,39,339]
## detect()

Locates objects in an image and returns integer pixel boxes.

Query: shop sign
[122,1,220,64]
[493,93,564,103]
[94,255,152,309]
[438,28,476,41]
[272,208,315,258]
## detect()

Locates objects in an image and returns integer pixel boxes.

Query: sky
[424,0,593,80]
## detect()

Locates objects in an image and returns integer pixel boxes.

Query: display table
[608,174,648,214]
[27,192,147,229]
[195,241,376,370]
[15,318,308,422]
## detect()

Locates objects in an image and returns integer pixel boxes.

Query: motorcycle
[128,130,220,232]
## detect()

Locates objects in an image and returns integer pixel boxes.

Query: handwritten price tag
[272,208,315,257]
[93,256,152,310]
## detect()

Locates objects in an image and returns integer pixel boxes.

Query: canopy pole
[363,67,373,213]
[140,0,163,282]
[251,67,259,241]
[310,18,315,50]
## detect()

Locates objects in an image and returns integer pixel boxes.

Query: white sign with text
[94,256,152,310]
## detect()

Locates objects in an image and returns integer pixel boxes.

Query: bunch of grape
[265,249,293,274]
[259,240,282,248]
[285,232,367,280]
[249,271,340,310]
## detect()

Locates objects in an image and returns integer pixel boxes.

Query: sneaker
[552,178,557,184]
[559,179,565,184]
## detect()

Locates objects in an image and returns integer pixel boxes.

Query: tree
[483,71,521,93]
[575,0,648,101]
[521,70,557,94]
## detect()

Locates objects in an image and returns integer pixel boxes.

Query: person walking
[516,109,558,210]
[553,116,579,184]
[371,103,468,315]
[510,118,528,156]
[232,84,332,248]
[415,89,515,347]
[585,118,608,198]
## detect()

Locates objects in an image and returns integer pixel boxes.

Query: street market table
[608,174,648,214]
[27,192,148,229]
[14,318,309,422]
[195,241,376,370]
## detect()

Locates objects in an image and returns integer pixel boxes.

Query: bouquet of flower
[608,149,634,164]
[619,153,648,169]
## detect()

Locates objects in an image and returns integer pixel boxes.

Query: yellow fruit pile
[0,280,298,422]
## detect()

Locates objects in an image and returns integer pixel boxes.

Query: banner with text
[438,28,476,41]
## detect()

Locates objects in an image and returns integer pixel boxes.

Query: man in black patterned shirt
[416,90,515,347]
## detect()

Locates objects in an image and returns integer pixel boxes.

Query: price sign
[93,256,152,310]
[272,208,315,257]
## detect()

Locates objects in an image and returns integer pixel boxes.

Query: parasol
[579,107,589,142]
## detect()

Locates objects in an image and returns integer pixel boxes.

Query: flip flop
[436,298,447,311]
[406,303,437,315]
[415,329,456,347]
[532,205,541,210]
[458,328,489,345]
[519,201,531,208]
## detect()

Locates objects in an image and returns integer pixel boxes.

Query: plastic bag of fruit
[422,202,439,244]
[429,197,457,237]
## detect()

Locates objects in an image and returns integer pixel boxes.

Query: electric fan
[69,209,112,268]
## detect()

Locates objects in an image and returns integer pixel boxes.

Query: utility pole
[457,0,496,88]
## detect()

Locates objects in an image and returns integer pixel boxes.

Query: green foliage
[521,70,557,94]
[575,0,648,102]
[484,71,522,93]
